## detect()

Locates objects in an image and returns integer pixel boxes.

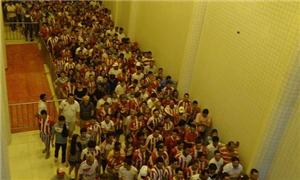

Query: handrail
[9,99,63,106]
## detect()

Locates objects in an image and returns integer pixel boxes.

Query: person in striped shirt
[150,157,166,180]
[175,143,193,170]
[164,157,178,180]
[185,160,201,180]
[145,128,163,154]
[133,144,148,170]
[40,110,53,159]
[220,141,239,164]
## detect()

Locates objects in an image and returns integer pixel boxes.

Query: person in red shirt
[165,130,179,154]
[220,141,239,164]
[171,140,185,157]
[106,148,124,179]
[184,124,198,145]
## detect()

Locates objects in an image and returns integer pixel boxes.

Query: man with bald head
[80,95,95,128]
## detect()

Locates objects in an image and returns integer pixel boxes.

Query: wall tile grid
[190,2,300,176]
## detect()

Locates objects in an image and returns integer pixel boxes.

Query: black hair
[58,115,66,121]
[203,109,209,114]
[124,157,132,165]
[40,110,47,115]
[80,127,87,134]
[40,93,46,100]
[156,156,164,163]
[250,168,259,174]
[175,167,183,174]
[70,134,82,155]
[231,156,240,162]
[212,136,219,143]
[192,100,198,104]
[208,163,217,171]
[214,150,221,154]
[87,140,96,148]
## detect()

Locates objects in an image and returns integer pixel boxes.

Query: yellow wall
[109,1,194,80]
[190,2,300,171]
[268,97,300,179]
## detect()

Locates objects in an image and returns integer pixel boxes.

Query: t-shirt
[52,123,68,144]
[118,166,138,180]
[38,100,47,115]
[59,100,80,122]
[78,159,99,180]
[222,163,243,178]
[101,120,114,132]
[209,157,224,172]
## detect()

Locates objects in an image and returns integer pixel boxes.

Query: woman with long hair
[66,134,82,179]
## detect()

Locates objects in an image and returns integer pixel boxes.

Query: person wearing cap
[109,62,122,77]
[137,165,150,180]
[79,95,94,128]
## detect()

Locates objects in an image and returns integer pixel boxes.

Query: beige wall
[190,1,300,172]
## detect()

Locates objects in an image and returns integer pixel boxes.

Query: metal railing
[4,22,39,41]
[9,100,61,133]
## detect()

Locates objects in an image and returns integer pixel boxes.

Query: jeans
[54,143,67,163]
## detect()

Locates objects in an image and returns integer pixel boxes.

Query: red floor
[6,43,52,133]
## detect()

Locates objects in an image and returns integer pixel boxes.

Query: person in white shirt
[109,63,122,77]
[207,136,222,160]
[101,115,115,134]
[59,93,80,134]
[96,94,112,109]
[118,158,138,180]
[209,150,224,173]
[38,93,47,115]
[78,154,99,180]
[115,81,126,97]
[222,157,243,179]
[131,67,144,85]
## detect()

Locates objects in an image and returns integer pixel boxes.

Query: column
[177,1,208,95]
[0,1,11,179]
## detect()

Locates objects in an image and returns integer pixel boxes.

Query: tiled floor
[8,130,71,180]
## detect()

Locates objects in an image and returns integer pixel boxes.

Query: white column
[177,1,208,96]
[0,1,11,179]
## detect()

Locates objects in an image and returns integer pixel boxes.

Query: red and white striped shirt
[150,166,165,180]
[164,166,176,180]
[147,116,162,132]
[40,115,52,135]
[145,134,163,153]
[176,153,192,170]
[185,166,201,180]
[132,149,148,170]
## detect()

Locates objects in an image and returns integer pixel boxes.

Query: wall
[0,2,11,179]
[190,1,300,172]
[107,1,194,81]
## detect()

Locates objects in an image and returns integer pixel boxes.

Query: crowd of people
[5,1,259,180]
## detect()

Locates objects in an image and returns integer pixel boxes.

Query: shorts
[66,121,75,132]
[41,133,51,147]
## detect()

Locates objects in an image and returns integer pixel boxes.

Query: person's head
[208,163,217,175]
[67,93,75,103]
[40,93,46,101]
[157,145,164,155]
[153,109,159,117]
[183,93,189,100]
[211,129,218,137]
[202,109,209,117]
[212,136,219,146]
[156,157,164,169]
[214,150,222,161]
[124,158,132,170]
[105,114,110,123]
[231,156,240,168]
[169,157,178,169]
[175,168,184,179]
[87,140,96,150]
[250,168,259,180]
[191,160,200,170]
[82,95,90,104]
[86,154,95,166]
[153,129,160,137]
[227,141,236,151]
[190,124,196,132]
[58,115,66,125]
[140,144,146,153]
[80,127,87,135]
[183,143,191,155]
[40,110,47,119]
[238,174,250,180]
[113,149,121,158]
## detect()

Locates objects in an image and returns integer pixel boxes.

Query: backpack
[61,123,69,137]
